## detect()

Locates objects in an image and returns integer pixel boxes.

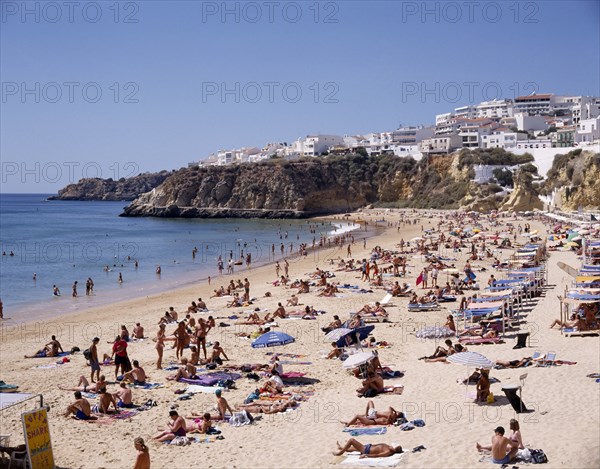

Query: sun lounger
[563,328,600,337]
[538,351,557,367]
[380,293,393,306]
[408,303,440,311]
[362,313,389,323]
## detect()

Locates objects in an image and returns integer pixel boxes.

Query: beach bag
[530,449,548,464]
[82,348,92,360]
[517,448,532,462]
[216,379,235,389]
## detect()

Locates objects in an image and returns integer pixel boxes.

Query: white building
[299,134,344,156]
[575,116,600,144]
[513,93,555,115]
[393,126,435,145]
[457,118,495,148]
[472,164,512,184]
[454,105,477,119]
[515,138,552,150]
[418,134,462,154]
[480,130,528,149]
[514,113,548,132]
[476,99,514,119]
[435,112,454,126]
[573,97,600,125]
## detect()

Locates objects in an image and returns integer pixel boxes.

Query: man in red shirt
[111,336,131,380]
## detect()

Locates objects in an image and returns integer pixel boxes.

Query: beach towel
[180,372,241,387]
[131,382,162,390]
[337,450,404,467]
[381,385,404,395]
[186,385,224,394]
[281,372,306,379]
[343,427,387,436]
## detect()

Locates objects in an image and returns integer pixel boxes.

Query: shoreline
[1,204,361,322]
[0,217,372,332]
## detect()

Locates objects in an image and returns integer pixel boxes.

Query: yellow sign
[22,408,54,469]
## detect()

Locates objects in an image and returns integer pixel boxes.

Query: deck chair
[530,351,542,361]
[539,351,556,367]
[380,293,393,306]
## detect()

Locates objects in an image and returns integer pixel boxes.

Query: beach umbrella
[447,351,494,368]
[447,351,494,397]
[325,328,353,342]
[335,325,375,348]
[251,331,295,348]
[342,351,376,369]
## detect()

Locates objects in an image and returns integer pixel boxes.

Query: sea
[0,194,358,321]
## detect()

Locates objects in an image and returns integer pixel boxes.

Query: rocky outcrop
[501,184,543,212]
[48,171,173,201]
[541,150,600,210]
[121,151,537,218]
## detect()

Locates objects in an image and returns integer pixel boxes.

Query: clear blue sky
[1,0,599,193]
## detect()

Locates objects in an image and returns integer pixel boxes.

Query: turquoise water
[0,194,354,320]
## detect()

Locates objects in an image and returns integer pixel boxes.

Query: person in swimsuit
[114,382,135,408]
[59,375,107,393]
[508,419,524,449]
[333,439,403,458]
[155,324,166,369]
[64,391,96,420]
[153,410,187,442]
[476,426,519,464]
[122,360,147,385]
[342,400,403,426]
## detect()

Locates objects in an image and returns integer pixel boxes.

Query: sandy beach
[0,209,598,469]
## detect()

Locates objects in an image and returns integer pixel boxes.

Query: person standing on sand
[133,437,150,469]
[72,281,78,297]
[89,337,101,383]
[155,324,166,369]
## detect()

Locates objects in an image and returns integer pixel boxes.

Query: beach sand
[0,210,598,469]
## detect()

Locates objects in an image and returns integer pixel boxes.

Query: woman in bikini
[155,324,166,370]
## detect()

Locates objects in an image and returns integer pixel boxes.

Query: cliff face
[121,152,533,218]
[121,156,383,218]
[542,150,600,210]
[49,171,173,201]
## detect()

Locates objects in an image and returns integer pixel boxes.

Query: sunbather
[333,438,403,458]
[59,375,107,393]
[476,426,518,465]
[153,410,187,442]
[476,369,491,402]
[356,371,384,397]
[64,391,96,420]
[342,400,403,426]
[237,399,298,414]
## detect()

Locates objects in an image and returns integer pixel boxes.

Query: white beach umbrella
[325,328,353,342]
[447,351,494,368]
[448,351,494,397]
[342,352,376,369]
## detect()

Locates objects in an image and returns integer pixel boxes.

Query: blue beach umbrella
[251,331,296,348]
[335,325,375,348]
